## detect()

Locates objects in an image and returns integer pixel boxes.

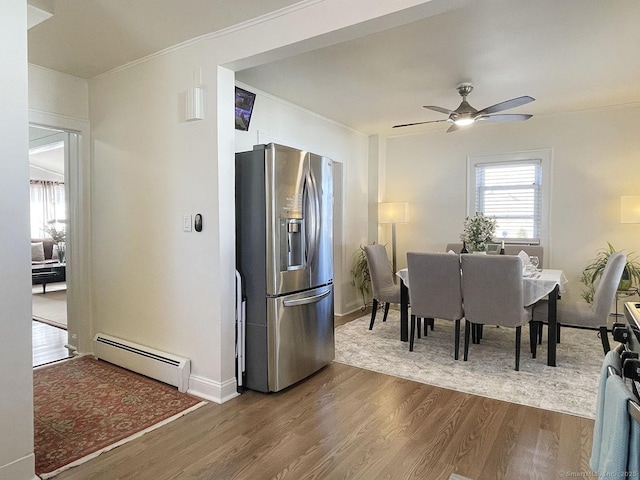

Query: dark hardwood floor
[52,306,594,480]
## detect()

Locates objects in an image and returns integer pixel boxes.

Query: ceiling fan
[393,83,535,133]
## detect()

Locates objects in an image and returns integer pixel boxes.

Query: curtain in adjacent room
[30,180,66,238]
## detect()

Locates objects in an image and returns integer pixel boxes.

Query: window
[467,150,551,246]
[30,180,66,238]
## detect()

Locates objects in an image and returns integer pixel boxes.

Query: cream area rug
[335,310,604,419]
[32,289,67,329]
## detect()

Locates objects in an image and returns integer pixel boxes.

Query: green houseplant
[580,242,640,303]
[44,223,66,245]
[351,245,372,309]
[460,212,497,252]
[43,220,67,262]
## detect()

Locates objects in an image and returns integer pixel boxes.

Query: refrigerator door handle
[283,288,331,307]
[304,169,321,268]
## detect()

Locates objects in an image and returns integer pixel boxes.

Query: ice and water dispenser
[280,193,305,271]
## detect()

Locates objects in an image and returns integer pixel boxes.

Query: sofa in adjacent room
[31,238,57,264]
[31,238,66,293]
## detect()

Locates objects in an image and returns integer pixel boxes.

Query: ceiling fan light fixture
[454,117,474,126]
[394,84,534,131]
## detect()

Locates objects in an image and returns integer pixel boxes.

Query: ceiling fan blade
[423,105,454,116]
[477,113,533,122]
[393,119,449,128]
[476,96,535,115]
[446,123,462,133]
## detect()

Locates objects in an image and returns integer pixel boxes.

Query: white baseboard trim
[343,300,366,315]
[188,374,239,404]
[0,453,38,480]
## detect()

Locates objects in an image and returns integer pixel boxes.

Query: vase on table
[56,243,65,263]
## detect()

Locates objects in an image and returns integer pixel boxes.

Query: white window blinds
[475,159,542,244]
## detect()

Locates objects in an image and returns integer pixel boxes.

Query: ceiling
[29,126,65,175]
[27,0,640,137]
[27,0,301,78]
[29,142,65,177]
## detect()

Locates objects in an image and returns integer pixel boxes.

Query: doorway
[29,125,73,366]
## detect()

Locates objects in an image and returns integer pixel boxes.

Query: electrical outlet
[183,215,192,232]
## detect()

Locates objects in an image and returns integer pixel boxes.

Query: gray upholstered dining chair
[461,254,537,371]
[364,244,401,330]
[532,251,626,354]
[406,252,464,358]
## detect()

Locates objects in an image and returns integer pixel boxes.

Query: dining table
[396,266,568,367]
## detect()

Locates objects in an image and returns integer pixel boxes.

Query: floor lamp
[378,202,409,276]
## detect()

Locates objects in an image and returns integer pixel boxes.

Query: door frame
[29,110,92,354]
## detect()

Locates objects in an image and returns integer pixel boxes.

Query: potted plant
[580,242,640,303]
[43,220,67,263]
[460,212,497,252]
[351,245,372,310]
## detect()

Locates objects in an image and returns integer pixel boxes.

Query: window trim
[466,149,552,249]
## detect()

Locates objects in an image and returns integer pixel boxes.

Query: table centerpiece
[460,212,497,253]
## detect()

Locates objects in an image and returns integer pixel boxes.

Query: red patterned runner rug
[34,355,206,478]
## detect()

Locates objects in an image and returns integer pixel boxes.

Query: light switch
[183,215,192,232]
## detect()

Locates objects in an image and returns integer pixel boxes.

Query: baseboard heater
[93,333,190,393]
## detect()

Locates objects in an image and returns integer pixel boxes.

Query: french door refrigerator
[235,143,334,392]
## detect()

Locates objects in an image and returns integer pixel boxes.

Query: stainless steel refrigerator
[235,143,334,392]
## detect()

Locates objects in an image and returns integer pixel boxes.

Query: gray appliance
[236,143,334,392]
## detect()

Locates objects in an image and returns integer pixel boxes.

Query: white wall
[234,83,370,314]
[0,2,37,479]
[89,43,231,399]
[383,104,640,303]
[29,65,89,120]
[87,0,435,403]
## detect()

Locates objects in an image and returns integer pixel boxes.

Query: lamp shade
[378,202,409,224]
[621,196,640,223]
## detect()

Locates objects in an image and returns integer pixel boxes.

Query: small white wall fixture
[186,86,205,121]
